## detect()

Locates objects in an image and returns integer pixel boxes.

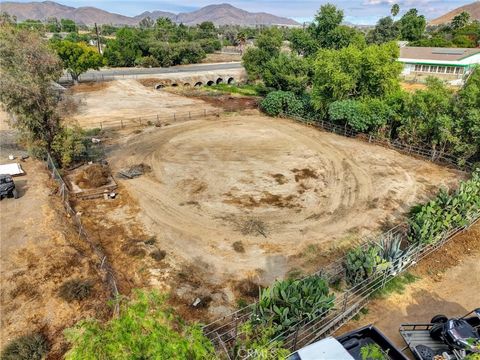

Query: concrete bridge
[58,62,247,87]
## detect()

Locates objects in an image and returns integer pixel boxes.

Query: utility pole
[94,22,101,54]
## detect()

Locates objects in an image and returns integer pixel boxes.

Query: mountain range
[0,1,300,26]
[430,1,480,25]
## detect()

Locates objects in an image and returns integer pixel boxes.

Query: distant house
[399,47,480,85]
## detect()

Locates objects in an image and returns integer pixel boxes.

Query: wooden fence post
[204,109,207,117]
[174,113,176,121]
[121,119,123,129]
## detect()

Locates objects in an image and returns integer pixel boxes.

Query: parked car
[0,174,18,200]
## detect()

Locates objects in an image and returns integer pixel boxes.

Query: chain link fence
[45,153,120,315]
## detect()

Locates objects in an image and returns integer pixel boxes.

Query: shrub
[59,279,93,301]
[252,275,334,335]
[1,333,49,360]
[64,291,215,359]
[261,91,305,118]
[344,245,389,286]
[232,321,290,360]
[135,55,160,68]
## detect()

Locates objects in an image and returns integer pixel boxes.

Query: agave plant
[251,275,335,336]
[377,233,415,274]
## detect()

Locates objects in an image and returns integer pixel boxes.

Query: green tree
[312,42,401,113]
[367,17,400,44]
[242,27,282,80]
[0,24,63,156]
[103,28,144,67]
[451,11,470,30]
[53,40,104,83]
[60,18,77,32]
[289,28,318,56]
[65,291,215,360]
[400,77,456,151]
[309,3,344,46]
[391,4,400,19]
[399,8,426,41]
[326,25,366,49]
[262,53,310,94]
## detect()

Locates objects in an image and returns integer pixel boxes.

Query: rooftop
[399,47,480,61]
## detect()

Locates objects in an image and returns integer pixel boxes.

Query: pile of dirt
[117,163,152,179]
[75,164,110,189]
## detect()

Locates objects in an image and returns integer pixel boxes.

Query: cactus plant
[344,244,389,286]
[251,275,334,336]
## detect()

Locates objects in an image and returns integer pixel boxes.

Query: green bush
[1,333,49,360]
[58,279,93,302]
[232,321,290,360]
[344,245,389,286]
[252,275,334,335]
[64,291,214,359]
[408,171,480,244]
[261,91,305,118]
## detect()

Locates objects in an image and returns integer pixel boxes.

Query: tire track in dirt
[108,114,463,285]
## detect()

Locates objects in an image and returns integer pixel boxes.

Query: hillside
[0,1,299,26]
[430,1,480,25]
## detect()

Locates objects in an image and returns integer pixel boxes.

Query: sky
[4,0,476,24]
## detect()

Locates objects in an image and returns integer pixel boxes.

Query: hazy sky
[3,0,475,24]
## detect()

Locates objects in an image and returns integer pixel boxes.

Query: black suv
[0,174,18,200]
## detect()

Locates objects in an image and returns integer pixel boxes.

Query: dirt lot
[337,221,480,349]
[0,163,109,358]
[69,79,217,128]
[0,115,109,358]
[106,113,463,300]
[64,83,467,320]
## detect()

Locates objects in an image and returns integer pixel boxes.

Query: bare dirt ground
[105,112,463,309]
[201,52,242,63]
[337,221,480,349]
[0,114,109,358]
[64,84,466,320]
[69,79,217,128]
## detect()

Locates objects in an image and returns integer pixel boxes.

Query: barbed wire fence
[204,212,479,359]
[45,153,120,316]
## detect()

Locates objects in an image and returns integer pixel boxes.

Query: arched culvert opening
[207,80,214,86]
[183,83,191,87]
[194,82,203,87]
[155,84,165,90]
[216,78,223,84]
[227,77,235,84]
[171,83,178,87]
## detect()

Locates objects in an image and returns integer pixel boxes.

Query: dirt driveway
[69,79,217,128]
[0,115,108,357]
[106,113,463,288]
[337,221,480,349]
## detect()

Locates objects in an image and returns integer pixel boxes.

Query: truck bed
[399,323,450,359]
